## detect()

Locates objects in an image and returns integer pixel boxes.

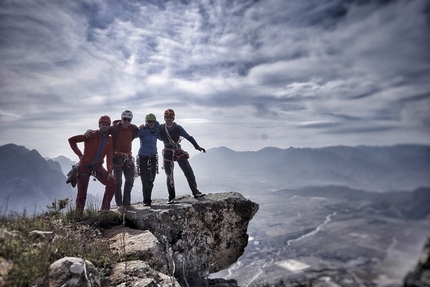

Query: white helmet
[121,110,133,120]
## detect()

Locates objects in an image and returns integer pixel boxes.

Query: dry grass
[0,198,123,286]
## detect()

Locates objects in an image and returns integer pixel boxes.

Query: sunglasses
[147,120,155,124]
[122,118,132,122]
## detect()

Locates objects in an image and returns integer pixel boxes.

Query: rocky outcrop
[106,225,178,286]
[48,257,100,287]
[109,260,178,286]
[404,237,430,287]
[114,192,259,286]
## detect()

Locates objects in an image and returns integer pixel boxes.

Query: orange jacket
[68,131,113,174]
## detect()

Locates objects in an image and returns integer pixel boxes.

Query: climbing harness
[75,164,101,182]
[139,155,159,181]
[112,151,136,181]
[147,155,159,181]
[113,151,133,167]
[162,124,189,187]
[163,124,189,161]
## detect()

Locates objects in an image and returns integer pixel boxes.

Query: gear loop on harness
[113,151,134,168]
[91,169,97,181]
[162,123,190,188]
[140,155,158,181]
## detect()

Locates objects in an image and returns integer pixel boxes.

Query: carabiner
[91,170,97,181]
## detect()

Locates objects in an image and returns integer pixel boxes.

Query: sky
[1,0,429,161]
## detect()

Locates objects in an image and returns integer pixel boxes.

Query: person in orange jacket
[109,110,138,209]
[68,115,116,218]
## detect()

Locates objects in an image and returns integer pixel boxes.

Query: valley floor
[210,190,430,286]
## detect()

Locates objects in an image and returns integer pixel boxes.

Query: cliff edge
[110,192,259,286]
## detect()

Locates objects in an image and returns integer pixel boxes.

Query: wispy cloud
[0,0,429,158]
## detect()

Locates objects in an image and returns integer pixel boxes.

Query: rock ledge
[118,191,259,286]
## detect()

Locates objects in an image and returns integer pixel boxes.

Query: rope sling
[90,135,106,181]
[112,151,134,167]
[162,124,189,187]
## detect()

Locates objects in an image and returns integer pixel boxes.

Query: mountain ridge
[0,144,74,214]
[1,143,429,213]
[190,144,430,192]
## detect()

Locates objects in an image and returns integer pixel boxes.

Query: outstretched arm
[177,125,205,152]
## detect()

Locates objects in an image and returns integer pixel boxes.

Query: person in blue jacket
[159,109,206,204]
[137,113,162,207]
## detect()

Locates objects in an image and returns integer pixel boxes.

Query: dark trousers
[163,156,199,201]
[76,165,116,216]
[113,156,135,207]
[139,156,158,205]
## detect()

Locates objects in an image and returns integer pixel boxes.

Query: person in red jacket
[85,110,139,209]
[109,110,138,209]
[68,115,116,218]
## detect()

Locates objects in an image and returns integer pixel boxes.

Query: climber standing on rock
[68,115,116,218]
[159,109,206,204]
[108,110,139,209]
[85,110,138,209]
[137,113,162,207]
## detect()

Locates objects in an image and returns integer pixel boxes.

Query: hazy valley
[212,187,430,286]
[1,143,430,286]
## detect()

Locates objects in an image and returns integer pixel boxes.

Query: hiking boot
[143,203,151,207]
[194,192,205,199]
[167,199,176,204]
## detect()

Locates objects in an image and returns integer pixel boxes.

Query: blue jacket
[137,122,162,157]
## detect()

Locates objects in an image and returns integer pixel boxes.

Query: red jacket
[68,131,113,174]
[109,120,138,151]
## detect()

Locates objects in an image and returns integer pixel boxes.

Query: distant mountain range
[0,144,75,214]
[190,144,430,192]
[47,155,77,175]
[1,143,429,213]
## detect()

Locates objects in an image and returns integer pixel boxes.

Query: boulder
[109,260,179,286]
[106,226,168,274]
[122,192,258,286]
[404,237,430,287]
[48,257,100,287]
